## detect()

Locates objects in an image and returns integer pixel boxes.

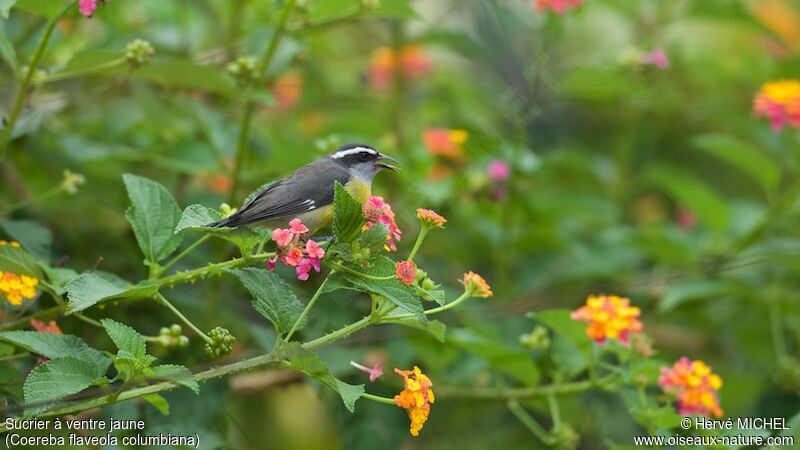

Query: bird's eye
[359,152,371,161]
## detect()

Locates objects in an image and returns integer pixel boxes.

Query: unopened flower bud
[519,326,550,350]
[205,326,236,357]
[125,39,155,68]
[552,424,579,450]
[226,56,259,87]
[178,335,190,348]
[170,324,182,336]
[61,170,86,195]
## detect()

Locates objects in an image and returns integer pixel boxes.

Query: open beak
[376,154,399,172]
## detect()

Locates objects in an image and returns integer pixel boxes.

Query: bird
[209,143,398,232]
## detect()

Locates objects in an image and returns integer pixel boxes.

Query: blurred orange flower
[367,45,432,91]
[423,128,468,162]
[0,241,38,306]
[753,80,800,131]
[752,0,800,53]
[659,357,724,417]
[570,294,643,345]
[416,208,447,229]
[394,366,435,436]
[462,271,493,298]
[31,319,62,334]
[272,71,303,110]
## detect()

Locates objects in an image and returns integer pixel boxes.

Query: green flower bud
[124,39,155,68]
[178,336,190,348]
[159,327,170,336]
[170,324,182,336]
[519,326,550,350]
[552,424,579,450]
[226,56,259,87]
[60,170,86,195]
[205,326,236,357]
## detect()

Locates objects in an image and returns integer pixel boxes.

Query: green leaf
[0,0,19,18]
[0,219,52,260]
[336,256,425,321]
[333,181,365,243]
[101,319,147,359]
[23,357,98,415]
[13,0,70,19]
[65,272,158,313]
[692,133,779,194]
[360,222,388,254]
[643,165,730,231]
[175,204,264,253]
[148,364,199,394]
[0,243,43,278]
[0,25,17,77]
[533,309,591,350]
[231,268,306,335]
[41,266,78,295]
[134,61,236,95]
[113,351,146,382]
[0,331,110,377]
[280,342,364,412]
[448,329,539,384]
[659,279,732,311]
[142,393,170,415]
[385,314,446,342]
[122,174,183,265]
[308,0,416,25]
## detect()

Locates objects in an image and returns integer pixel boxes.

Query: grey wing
[211,162,350,228]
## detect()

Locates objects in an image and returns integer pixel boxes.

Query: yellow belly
[290,179,371,233]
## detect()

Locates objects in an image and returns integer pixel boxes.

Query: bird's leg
[313,235,335,243]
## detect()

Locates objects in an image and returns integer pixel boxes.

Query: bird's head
[328,144,398,183]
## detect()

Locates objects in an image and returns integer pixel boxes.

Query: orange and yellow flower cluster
[394,366,435,436]
[659,357,724,417]
[570,294,642,344]
[753,80,800,132]
[367,45,432,91]
[462,271,493,298]
[416,208,447,229]
[0,241,39,306]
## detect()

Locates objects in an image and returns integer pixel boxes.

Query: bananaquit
[210,144,398,232]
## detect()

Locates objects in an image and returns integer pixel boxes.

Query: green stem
[157,235,211,277]
[437,374,619,400]
[407,228,428,261]
[35,57,127,85]
[302,316,371,351]
[228,0,297,203]
[155,252,273,288]
[546,392,561,428]
[390,291,471,320]
[284,273,331,342]
[0,2,71,162]
[2,184,65,214]
[361,392,396,405]
[768,297,788,360]
[507,399,556,445]
[74,313,102,328]
[329,262,394,281]
[155,293,212,344]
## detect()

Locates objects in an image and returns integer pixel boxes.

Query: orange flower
[753,80,800,131]
[367,45,432,91]
[570,294,643,345]
[31,319,62,334]
[272,71,303,110]
[394,366,435,436]
[416,208,447,229]
[659,357,724,417]
[0,241,38,306]
[462,271,493,298]
[395,260,417,286]
[423,128,468,162]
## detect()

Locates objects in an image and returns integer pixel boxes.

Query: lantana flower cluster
[79,0,109,17]
[0,241,39,306]
[423,128,468,162]
[753,80,800,132]
[394,366,436,437]
[532,0,583,14]
[659,358,724,417]
[570,294,643,345]
[367,45,432,91]
[364,196,402,251]
[268,219,325,281]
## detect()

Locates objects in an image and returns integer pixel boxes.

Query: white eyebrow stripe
[331,147,377,159]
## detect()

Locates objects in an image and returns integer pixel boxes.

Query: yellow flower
[0,241,39,305]
[660,358,724,417]
[394,366,435,436]
[416,208,447,229]
[753,80,800,131]
[461,271,493,298]
[570,294,643,345]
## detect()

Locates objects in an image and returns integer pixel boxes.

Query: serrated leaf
[65,272,158,313]
[360,222,388,255]
[23,357,98,416]
[0,331,110,377]
[692,133,779,194]
[142,393,170,415]
[280,342,363,412]
[175,204,263,253]
[0,243,43,278]
[333,181,364,243]
[0,219,52,260]
[101,319,147,359]
[113,352,146,382]
[122,174,183,265]
[148,364,199,394]
[231,268,306,335]
[337,257,425,322]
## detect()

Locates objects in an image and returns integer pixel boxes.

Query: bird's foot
[313,235,335,243]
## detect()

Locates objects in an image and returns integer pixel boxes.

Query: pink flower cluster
[268,219,325,281]
[533,0,582,14]
[364,196,402,251]
[79,0,108,17]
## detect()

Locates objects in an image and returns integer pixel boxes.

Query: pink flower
[305,240,325,260]
[350,360,384,382]
[282,247,304,267]
[487,160,511,182]
[641,48,669,69]
[266,257,277,271]
[289,218,309,235]
[296,259,314,281]
[395,260,417,286]
[676,206,696,231]
[753,81,800,132]
[272,228,293,247]
[534,0,582,14]
[79,0,98,17]
[363,196,402,251]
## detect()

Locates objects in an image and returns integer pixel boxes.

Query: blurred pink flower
[79,0,98,17]
[753,80,800,132]
[534,0,582,14]
[487,160,511,182]
[641,48,669,69]
[676,206,696,231]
